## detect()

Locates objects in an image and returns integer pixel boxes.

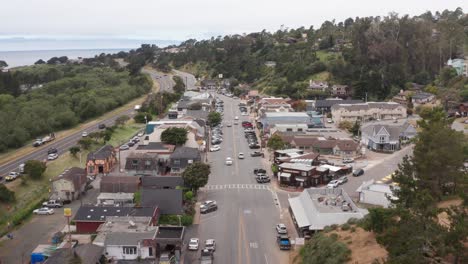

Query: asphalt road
[141,67,175,92]
[182,94,290,264]
[173,70,197,90]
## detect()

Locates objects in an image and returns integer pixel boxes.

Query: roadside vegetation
[0,64,151,152]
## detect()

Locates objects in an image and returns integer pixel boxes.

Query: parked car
[225,157,233,165]
[249,144,260,149]
[33,207,54,215]
[200,203,218,214]
[42,200,63,208]
[250,151,262,157]
[137,131,144,137]
[210,145,221,152]
[127,141,135,147]
[120,144,130,150]
[234,116,239,120]
[327,180,339,189]
[205,239,216,251]
[353,168,364,177]
[47,153,59,160]
[256,175,271,183]
[81,131,88,137]
[337,176,348,184]
[342,158,354,163]
[188,238,199,250]
[254,168,267,175]
[238,152,245,159]
[98,124,106,129]
[47,148,58,155]
[226,122,232,127]
[5,172,20,182]
[276,224,288,234]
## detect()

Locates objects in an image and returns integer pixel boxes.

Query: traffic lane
[342,146,413,197]
[0,108,135,179]
[173,70,196,90]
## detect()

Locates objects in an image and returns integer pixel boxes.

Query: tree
[350,121,360,136]
[134,112,152,123]
[0,60,8,69]
[291,100,307,112]
[338,121,353,131]
[0,184,15,203]
[207,112,222,127]
[78,137,94,150]
[24,160,47,180]
[34,59,46,65]
[182,162,210,192]
[267,134,285,150]
[161,127,188,145]
[69,146,81,157]
[173,76,186,94]
[115,115,130,126]
[299,233,351,264]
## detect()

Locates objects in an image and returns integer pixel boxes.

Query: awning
[295,178,305,182]
[280,172,291,178]
[288,197,310,228]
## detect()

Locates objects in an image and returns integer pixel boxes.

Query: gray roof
[170,147,201,160]
[87,145,114,161]
[141,176,184,188]
[412,92,434,100]
[105,231,155,246]
[361,122,416,141]
[74,244,103,264]
[73,206,156,222]
[156,226,185,239]
[186,110,209,121]
[124,152,159,171]
[315,99,363,108]
[331,102,403,111]
[136,142,174,151]
[142,188,183,215]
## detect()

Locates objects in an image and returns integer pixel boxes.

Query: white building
[356,179,398,208]
[105,232,156,260]
[272,123,309,133]
[331,102,406,123]
[97,192,134,206]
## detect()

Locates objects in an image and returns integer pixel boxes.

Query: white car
[226,122,232,127]
[137,132,144,137]
[238,152,245,159]
[276,223,288,234]
[337,176,348,185]
[234,116,239,120]
[81,131,88,137]
[47,153,58,160]
[205,239,216,251]
[188,238,199,250]
[33,207,54,215]
[210,145,221,152]
[241,112,248,116]
[120,144,130,150]
[327,180,339,189]
[225,157,233,165]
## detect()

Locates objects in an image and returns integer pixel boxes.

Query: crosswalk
[201,184,271,191]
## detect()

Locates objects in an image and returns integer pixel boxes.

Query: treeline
[0,64,151,151]
[153,8,467,101]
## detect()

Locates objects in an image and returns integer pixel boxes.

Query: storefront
[278,163,318,188]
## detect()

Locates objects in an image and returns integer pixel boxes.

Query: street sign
[64,208,72,217]
[295,238,305,245]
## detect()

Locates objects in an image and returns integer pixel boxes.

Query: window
[173,159,180,165]
[297,128,303,132]
[88,166,94,174]
[286,128,293,132]
[379,136,385,143]
[132,160,138,165]
[123,246,137,255]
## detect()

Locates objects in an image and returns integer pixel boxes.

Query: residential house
[288,188,368,236]
[447,58,468,76]
[330,84,350,98]
[331,102,407,123]
[50,167,87,202]
[135,142,175,162]
[141,176,184,214]
[105,232,156,260]
[308,81,329,92]
[97,192,134,206]
[169,147,201,174]
[361,121,417,152]
[314,99,363,113]
[86,145,117,176]
[248,90,259,100]
[458,103,468,117]
[125,152,167,176]
[393,90,435,105]
[357,179,398,208]
[201,79,217,89]
[289,136,360,157]
[73,206,159,233]
[100,175,140,193]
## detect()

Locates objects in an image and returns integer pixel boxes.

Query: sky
[0,0,465,42]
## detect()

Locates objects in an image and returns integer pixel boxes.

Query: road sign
[64,208,72,217]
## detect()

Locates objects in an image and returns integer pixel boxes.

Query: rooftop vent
[90,209,94,212]
[87,215,91,219]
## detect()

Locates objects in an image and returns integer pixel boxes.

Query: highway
[173,69,197,90]
[182,94,290,264]
[141,67,175,92]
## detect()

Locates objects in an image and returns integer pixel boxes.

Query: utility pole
[365,92,368,103]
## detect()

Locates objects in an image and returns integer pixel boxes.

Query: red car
[242,122,253,128]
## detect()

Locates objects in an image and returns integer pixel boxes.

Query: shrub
[181,215,193,226]
[341,223,351,231]
[330,224,339,230]
[0,184,15,203]
[323,225,333,233]
[299,233,351,263]
[350,227,356,233]
[184,191,194,201]
[24,160,47,180]
[346,217,359,225]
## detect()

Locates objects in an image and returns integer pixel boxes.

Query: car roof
[190,238,199,242]
[206,239,215,243]
[278,223,286,227]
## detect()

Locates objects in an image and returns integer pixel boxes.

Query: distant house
[447,58,468,76]
[100,175,140,193]
[314,99,363,113]
[73,206,159,233]
[459,103,468,117]
[309,81,329,92]
[169,147,201,174]
[330,84,350,98]
[331,102,406,123]
[361,121,417,152]
[357,179,398,208]
[125,152,167,176]
[86,145,117,176]
[50,167,87,203]
[289,136,360,157]
[201,79,217,89]
[393,90,435,105]
[141,177,184,214]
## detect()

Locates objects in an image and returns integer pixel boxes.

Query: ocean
[0,49,131,68]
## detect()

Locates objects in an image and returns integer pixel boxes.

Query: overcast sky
[1,0,465,40]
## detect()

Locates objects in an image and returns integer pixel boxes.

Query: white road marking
[264,254,269,264]
[249,242,258,248]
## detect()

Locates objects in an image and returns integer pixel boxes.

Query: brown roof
[291,136,359,151]
[248,90,259,96]
[261,98,288,105]
[53,167,87,190]
[100,175,140,193]
[335,140,359,151]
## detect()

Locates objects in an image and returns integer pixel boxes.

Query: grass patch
[309,71,331,82]
[316,50,341,62]
[106,123,144,147]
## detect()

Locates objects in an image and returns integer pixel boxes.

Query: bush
[184,191,194,201]
[158,215,180,225]
[0,184,15,203]
[299,233,351,263]
[181,215,193,226]
[350,227,356,232]
[24,160,47,180]
[341,223,351,231]
[134,112,152,123]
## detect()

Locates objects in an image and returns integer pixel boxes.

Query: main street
[183,94,290,264]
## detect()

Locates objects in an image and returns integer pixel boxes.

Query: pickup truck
[33,133,56,147]
[42,200,63,208]
[277,235,291,250]
[200,249,214,264]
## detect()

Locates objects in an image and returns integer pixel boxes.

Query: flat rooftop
[156,226,185,239]
[309,190,356,214]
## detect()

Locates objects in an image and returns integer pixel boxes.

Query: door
[98,165,104,173]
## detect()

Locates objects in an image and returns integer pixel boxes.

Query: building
[357,179,398,208]
[277,162,319,187]
[44,244,103,264]
[146,120,205,150]
[361,121,417,152]
[73,206,159,233]
[274,149,304,164]
[100,175,140,193]
[393,90,435,105]
[201,79,217,89]
[97,192,134,206]
[135,142,175,161]
[447,58,468,76]
[105,232,156,260]
[289,136,360,157]
[260,112,311,133]
[141,176,184,189]
[330,84,350,98]
[271,123,309,133]
[458,103,468,117]
[50,167,87,202]
[169,147,201,174]
[86,145,117,176]
[314,99,363,113]
[308,81,329,92]
[248,90,259,99]
[125,152,166,176]
[277,152,320,166]
[331,102,406,123]
[141,177,183,214]
[288,188,368,236]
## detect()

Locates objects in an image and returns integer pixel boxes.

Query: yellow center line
[237,209,242,264]
[240,210,251,264]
